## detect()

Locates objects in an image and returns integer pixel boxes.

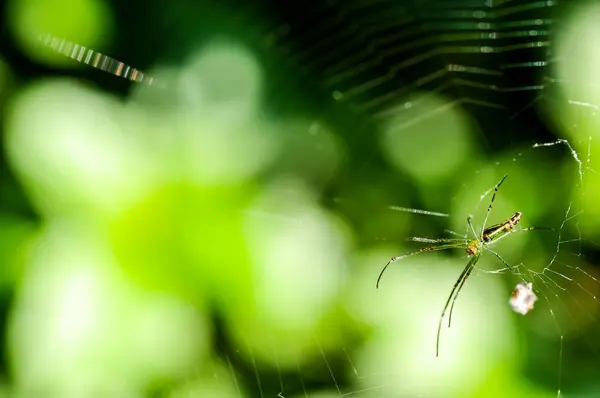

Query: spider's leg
[376,242,465,288]
[436,254,480,357]
[512,227,556,233]
[480,174,508,237]
[484,247,514,272]
[487,226,555,247]
[407,237,466,244]
[447,264,474,328]
[467,216,478,239]
[444,229,467,239]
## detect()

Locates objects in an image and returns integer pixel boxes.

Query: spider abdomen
[482,211,522,242]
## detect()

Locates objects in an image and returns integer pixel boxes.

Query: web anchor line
[37,33,160,87]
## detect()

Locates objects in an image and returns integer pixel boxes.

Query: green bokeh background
[0,1,599,397]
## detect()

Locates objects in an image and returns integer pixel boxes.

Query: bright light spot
[8,222,208,395]
[548,4,600,235]
[237,178,352,367]
[380,92,475,181]
[246,180,349,328]
[5,80,153,215]
[179,39,262,113]
[5,0,112,66]
[551,3,600,145]
[151,41,278,184]
[555,3,600,110]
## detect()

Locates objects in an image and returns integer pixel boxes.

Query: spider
[376,174,553,357]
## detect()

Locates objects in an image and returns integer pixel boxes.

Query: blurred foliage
[0,0,599,398]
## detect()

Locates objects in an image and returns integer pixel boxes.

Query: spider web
[448,141,598,398]
[27,1,600,397]
[222,145,599,398]
[213,1,600,398]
